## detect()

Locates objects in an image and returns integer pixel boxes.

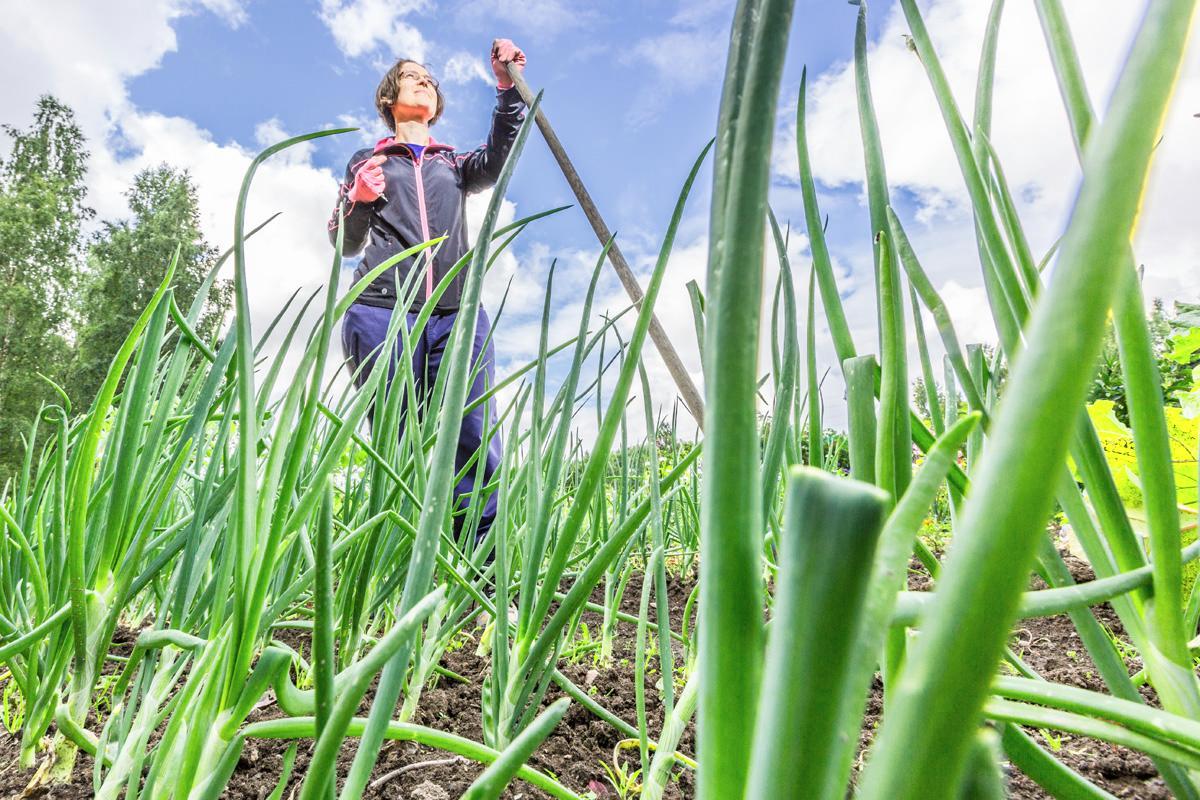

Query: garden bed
[0,551,1176,799]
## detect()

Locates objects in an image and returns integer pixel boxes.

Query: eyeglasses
[398,70,439,90]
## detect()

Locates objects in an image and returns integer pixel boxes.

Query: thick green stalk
[234,198,350,687]
[910,285,942,436]
[643,673,698,800]
[844,355,878,484]
[311,483,335,798]
[900,0,1149,624]
[805,266,822,467]
[829,413,979,793]
[889,537,1200,623]
[854,1,910,498]
[745,468,888,800]
[514,259,556,643]
[65,263,176,730]
[299,588,445,799]
[699,0,795,795]
[226,129,351,692]
[854,0,888,345]
[638,366,675,717]
[795,68,855,362]
[762,210,799,520]
[796,37,966,495]
[873,235,907,501]
[634,548,661,778]
[979,134,1040,294]
[957,728,1007,800]
[899,0,1028,334]
[970,0,1041,310]
[971,0,1004,146]
[966,345,986,471]
[893,200,1175,791]
[482,391,525,749]
[1022,5,1199,780]
[985,698,1200,770]
[515,241,611,658]
[1033,0,1094,162]
[993,675,1200,751]
[888,207,987,418]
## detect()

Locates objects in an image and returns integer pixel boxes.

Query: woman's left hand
[491,38,526,89]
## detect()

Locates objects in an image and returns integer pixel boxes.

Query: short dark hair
[375,58,445,131]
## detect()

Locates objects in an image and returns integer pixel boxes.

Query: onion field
[2,0,1199,798]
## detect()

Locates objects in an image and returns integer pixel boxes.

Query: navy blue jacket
[328,86,526,313]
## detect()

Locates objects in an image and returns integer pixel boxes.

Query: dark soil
[0,549,1179,799]
[0,577,696,800]
[0,626,140,799]
[872,542,1171,800]
[1000,550,1170,800]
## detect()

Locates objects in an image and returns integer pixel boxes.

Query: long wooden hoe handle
[504,62,706,430]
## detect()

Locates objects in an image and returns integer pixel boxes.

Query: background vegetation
[0,96,231,477]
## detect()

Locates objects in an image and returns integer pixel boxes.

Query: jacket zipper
[410,149,435,304]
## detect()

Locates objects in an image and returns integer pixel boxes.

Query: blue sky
[2,0,1196,441]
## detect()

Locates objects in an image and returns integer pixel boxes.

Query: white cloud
[441,51,493,86]
[0,1,249,137]
[667,0,731,29]
[931,281,999,346]
[318,0,430,62]
[629,29,725,92]
[336,111,391,148]
[0,3,177,135]
[625,0,729,126]
[194,0,249,27]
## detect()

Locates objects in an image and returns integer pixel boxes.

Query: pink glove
[491,38,526,89]
[347,155,386,203]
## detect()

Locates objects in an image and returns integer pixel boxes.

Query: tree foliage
[67,165,230,408]
[1088,298,1197,425]
[0,96,92,475]
[0,97,233,481]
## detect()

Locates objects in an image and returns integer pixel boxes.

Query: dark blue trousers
[341,302,502,543]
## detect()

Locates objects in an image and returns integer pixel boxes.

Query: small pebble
[409,780,449,800]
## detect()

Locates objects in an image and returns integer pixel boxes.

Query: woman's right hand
[491,38,525,88]
[348,155,386,203]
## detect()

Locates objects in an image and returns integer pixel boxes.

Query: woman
[328,39,527,550]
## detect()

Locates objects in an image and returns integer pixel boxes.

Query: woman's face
[391,63,438,125]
